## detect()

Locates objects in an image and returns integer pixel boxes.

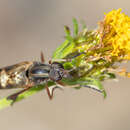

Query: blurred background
[0,0,129,130]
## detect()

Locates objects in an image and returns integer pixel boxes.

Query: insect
[0,52,69,104]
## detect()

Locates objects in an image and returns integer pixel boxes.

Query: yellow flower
[100,9,130,60]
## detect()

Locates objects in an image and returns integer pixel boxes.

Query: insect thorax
[27,62,50,85]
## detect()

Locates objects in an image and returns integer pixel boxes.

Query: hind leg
[7,86,32,105]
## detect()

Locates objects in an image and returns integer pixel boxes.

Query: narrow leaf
[73,18,79,37]
[79,77,107,98]
[64,26,71,37]
[52,40,75,59]
[0,85,45,110]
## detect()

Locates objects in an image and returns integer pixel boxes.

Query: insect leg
[7,86,31,105]
[41,51,45,63]
[49,60,52,64]
[51,52,86,63]
[45,84,54,100]
[56,81,65,86]
[45,83,63,100]
[67,52,86,59]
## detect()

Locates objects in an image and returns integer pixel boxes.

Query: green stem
[0,81,55,110]
[0,85,45,110]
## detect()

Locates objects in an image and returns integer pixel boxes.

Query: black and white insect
[0,52,69,103]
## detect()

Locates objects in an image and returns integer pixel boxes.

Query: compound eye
[49,69,62,81]
[51,62,64,69]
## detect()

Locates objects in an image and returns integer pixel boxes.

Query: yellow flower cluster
[102,9,130,59]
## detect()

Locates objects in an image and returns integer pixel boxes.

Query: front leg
[51,52,86,63]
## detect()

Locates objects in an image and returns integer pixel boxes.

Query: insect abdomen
[0,69,27,89]
[0,62,32,89]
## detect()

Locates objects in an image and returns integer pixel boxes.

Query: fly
[0,52,70,104]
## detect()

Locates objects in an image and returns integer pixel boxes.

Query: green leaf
[79,77,107,98]
[73,18,78,37]
[62,77,107,98]
[64,26,71,37]
[52,40,69,59]
[64,26,74,42]
[0,81,55,110]
[62,78,79,85]
[81,20,87,30]
[0,85,44,110]
[106,73,116,79]
[63,62,74,70]
[52,40,75,59]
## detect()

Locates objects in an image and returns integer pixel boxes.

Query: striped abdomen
[0,61,33,89]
